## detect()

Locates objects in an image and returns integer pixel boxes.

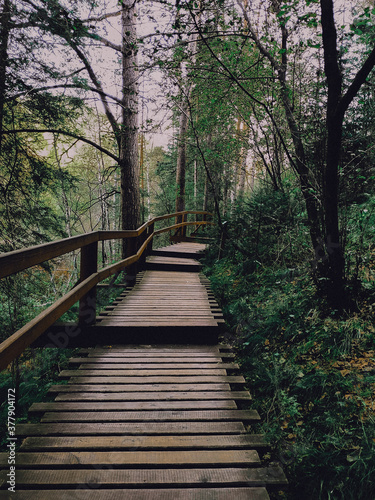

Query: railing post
[124,236,138,285]
[175,213,183,237]
[78,241,98,325]
[182,212,187,238]
[138,230,148,269]
[203,212,207,231]
[146,222,154,255]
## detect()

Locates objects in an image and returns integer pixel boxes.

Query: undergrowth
[0,348,78,449]
[204,188,375,499]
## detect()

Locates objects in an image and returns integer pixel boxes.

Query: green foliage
[204,186,375,500]
[0,348,78,449]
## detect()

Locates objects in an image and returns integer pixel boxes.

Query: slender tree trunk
[176,105,188,213]
[320,0,346,306]
[0,0,11,154]
[194,159,197,202]
[203,173,208,211]
[120,0,140,239]
[238,155,247,198]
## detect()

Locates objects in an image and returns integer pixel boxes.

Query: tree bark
[0,0,11,154]
[175,105,188,213]
[120,0,140,240]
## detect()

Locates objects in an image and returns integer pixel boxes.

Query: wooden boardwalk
[95,271,222,328]
[0,242,287,498]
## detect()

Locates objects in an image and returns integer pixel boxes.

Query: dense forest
[1,0,375,498]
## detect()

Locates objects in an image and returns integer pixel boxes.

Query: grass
[202,189,375,499]
[204,260,375,499]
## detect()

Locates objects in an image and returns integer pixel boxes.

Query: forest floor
[205,255,375,500]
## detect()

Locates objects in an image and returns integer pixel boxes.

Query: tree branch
[1,128,119,162]
[338,45,375,118]
[82,10,121,23]
[235,0,280,72]
[90,34,121,52]
[7,84,123,106]
[68,41,121,141]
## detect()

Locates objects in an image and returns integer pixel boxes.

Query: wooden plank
[53,391,251,401]
[59,369,229,377]
[0,466,288,487]
[29,400,238,413]
[83,349,222,353]
[15,421,246,436]
[103,312,219,317]
[95,320,220,326]
[20,434,269,451]
[49,383,233,392]
[66,376,246,384]
[71,362,239,369]
[85,352,231,358]
[0,488,270,500]
[40,409,261,423]
[0,449,260,466]
[70,357,229,364]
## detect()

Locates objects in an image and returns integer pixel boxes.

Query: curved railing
[0,210,213,370]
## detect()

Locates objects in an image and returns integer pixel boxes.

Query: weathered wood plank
[85,352,232,358]
[0,449,260,466]
[40,409,261,423]
[71,362,239,369]
[0,466,288,487]
[59,369,229,377]
[15,421,246,436]
[66,376,246,384]
[29,400,238,413]
[0,488,270,500]
[20,434,268,451]
[95,320,220,326]
[53,391,251,401]
[49,383,233,392]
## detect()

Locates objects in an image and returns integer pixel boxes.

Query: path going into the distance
[0,242,287,499]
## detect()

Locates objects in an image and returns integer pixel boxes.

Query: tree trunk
[0,0,11,154]
[175,105,188,213]
[320,0,346,307]
[120,0,140,243]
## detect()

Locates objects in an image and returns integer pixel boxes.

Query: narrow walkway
[0,242,287,498]
[1,345,286,499]
[95,270,222,328]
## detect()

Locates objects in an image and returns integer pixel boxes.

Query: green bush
[203,187,375,499]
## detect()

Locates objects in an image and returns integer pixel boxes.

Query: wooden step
[68,359,239,369]
[53,391,251,401]
[1,449,261,466]
[0,466,287,488]
[64,376,246,384]
[49,383,234,392]
[40,409,261,423]
[15,421,247,437]
[0,246,287,498]
[29,400,239,413]
[0,488,271,500]
[59,369,232,377]
[20,434,268,451]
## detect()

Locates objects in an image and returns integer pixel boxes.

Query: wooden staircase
[0,242,287,498]
[0,344,286,499]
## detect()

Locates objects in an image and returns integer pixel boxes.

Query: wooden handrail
[0,210,213,370]
[0,211,211,279]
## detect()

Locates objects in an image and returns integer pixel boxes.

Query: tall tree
[0,0,141,250]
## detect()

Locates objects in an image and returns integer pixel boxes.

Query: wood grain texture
[0,488,271,500]
[0,244,286,497]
